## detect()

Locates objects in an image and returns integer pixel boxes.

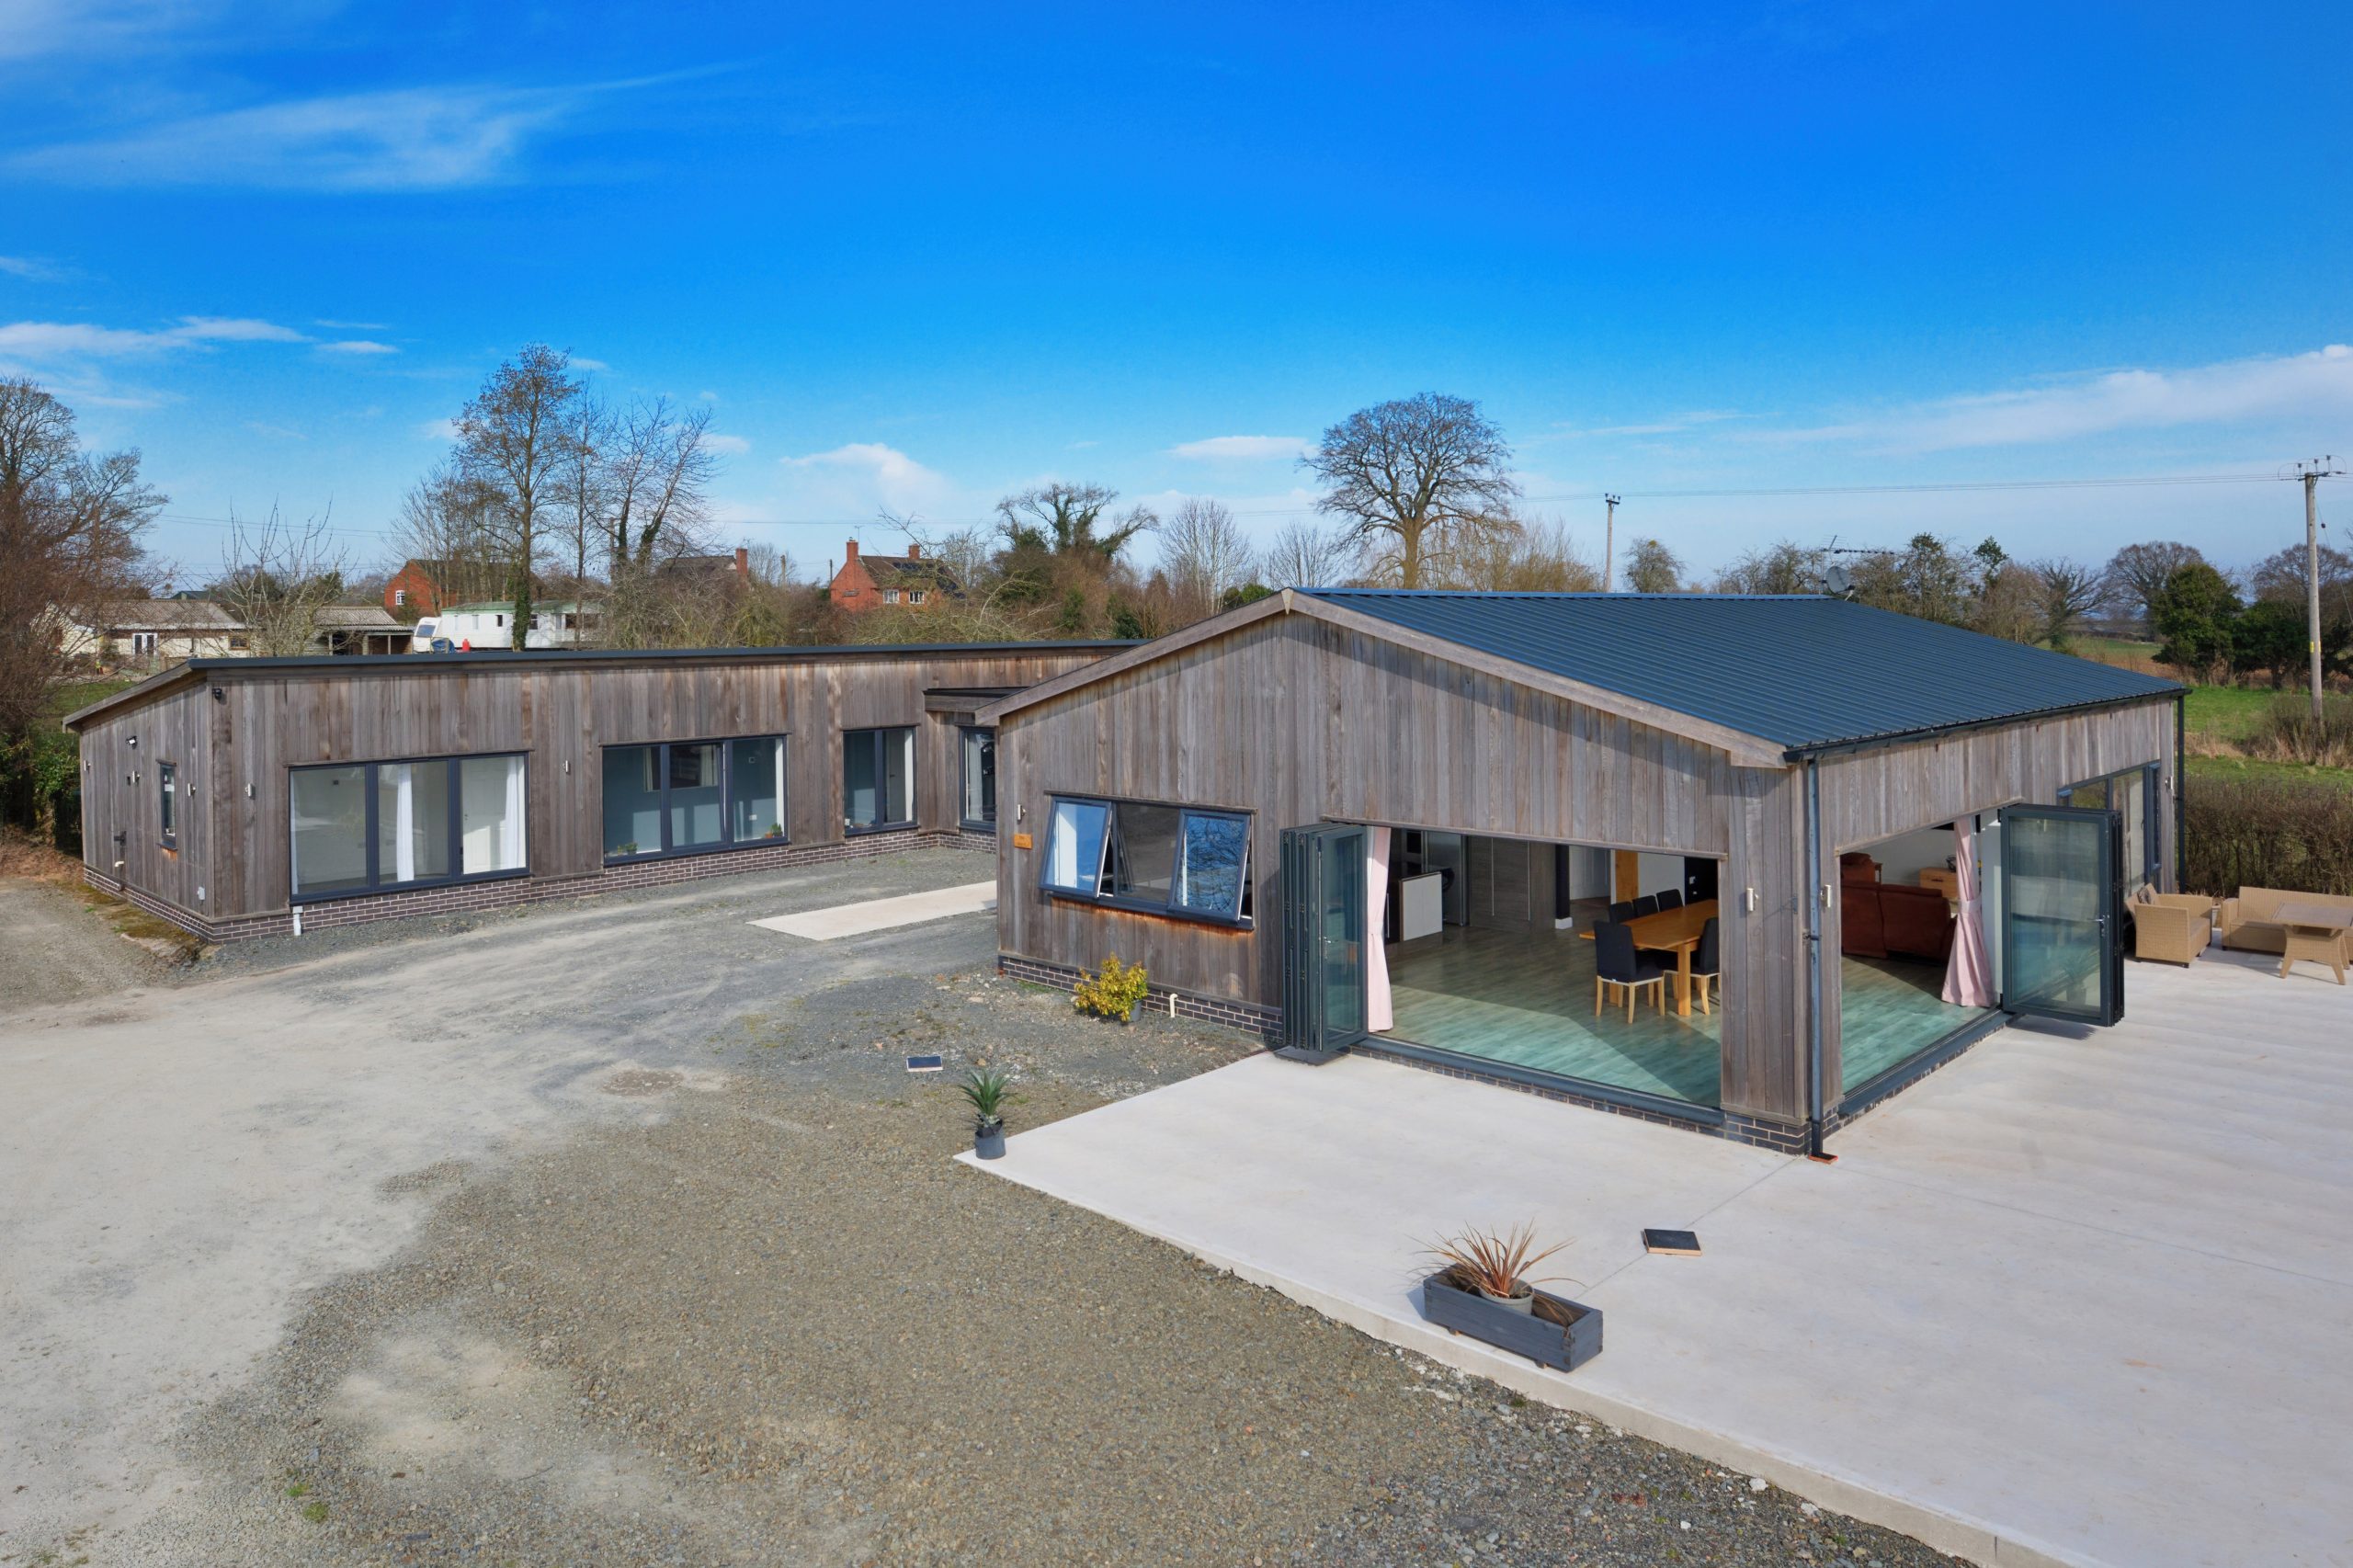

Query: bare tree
[453,344,583,649]
[1440,517,1600,591]
[1262,517,1356,589]
[994,482,1155,562]
[0,379,161,750]
[1711,540,1825,595]
[2025,558,2108,651]
[1303,392,1519,588]
[2103,541,2206,630]
[607,396,718,574]
[214,506,350,655]
[1621,538,1686,594]
[393,461,510,612]
[553,396,614,600]
[1158,497,1256,619]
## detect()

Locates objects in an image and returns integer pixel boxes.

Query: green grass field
[2182,684,2283,746]
[2186,754,2353,792]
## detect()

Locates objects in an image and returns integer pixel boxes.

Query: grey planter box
[1418,1269,1603,1372]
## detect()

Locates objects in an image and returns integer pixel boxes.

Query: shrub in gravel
[1073,954,1151,1020]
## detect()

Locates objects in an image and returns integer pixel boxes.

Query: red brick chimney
[905,541,921,559]
[845,539,860,561]
[733,546,749,579]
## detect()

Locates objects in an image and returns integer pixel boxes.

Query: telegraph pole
[2294,458,2342,723]
[1602,494,1620,591]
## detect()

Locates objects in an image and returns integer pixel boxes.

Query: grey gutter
[1776,688,2185,764]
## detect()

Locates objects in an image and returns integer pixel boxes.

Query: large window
[1040,794,1252,925]
[2060,763,2159,893]
[845,725,915,833]
[602,736,786,861]
[960,727,996,829]
[290,753,527,901]
[158,762,177,847]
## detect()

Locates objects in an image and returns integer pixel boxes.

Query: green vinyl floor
[1836,955,1992,1093]
[1381,923,1993,1109]
[1383,924,1723,1107]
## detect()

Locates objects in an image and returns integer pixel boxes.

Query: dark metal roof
[63,640,1135,730]
[1303,590,2181,756]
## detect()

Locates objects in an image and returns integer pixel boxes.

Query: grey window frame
[599,734,789,864]
[843,725,917,835]
[959,726,996,831]
[2058,761,2160,890]
[288,751,529,904]
[1039,792,1254,928]
[158,761,177,847]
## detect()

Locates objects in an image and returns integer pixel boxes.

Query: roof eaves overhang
[65,640,1138,731]
[981,589,1793,768]
[1777,687,2187,763]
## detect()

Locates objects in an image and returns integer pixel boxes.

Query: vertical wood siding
[77,648,1105,927]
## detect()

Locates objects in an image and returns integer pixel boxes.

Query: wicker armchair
[2131,891,2215,966]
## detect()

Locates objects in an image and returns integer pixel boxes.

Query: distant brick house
[828,540,962,614]
[384,559,454,617]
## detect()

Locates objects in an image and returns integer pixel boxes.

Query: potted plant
[1418,1223,1603,1371]
[961,1067,1016,1159]
[1072,955,1151,1023]
[763,824,784,839]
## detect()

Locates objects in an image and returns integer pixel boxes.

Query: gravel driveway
[0,848,1952,1566]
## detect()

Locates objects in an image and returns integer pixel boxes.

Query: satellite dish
[1817,564,1854,597]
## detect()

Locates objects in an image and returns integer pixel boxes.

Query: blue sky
[5,0,2350,585]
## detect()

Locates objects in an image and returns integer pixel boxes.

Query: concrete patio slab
[965,948,2351,1568]
[749,880,995,939]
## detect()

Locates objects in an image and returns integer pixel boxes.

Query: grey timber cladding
[71,644,1120,928]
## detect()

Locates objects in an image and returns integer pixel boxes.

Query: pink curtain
[1942,819,1995,1007]
[1367,826,1393,1032]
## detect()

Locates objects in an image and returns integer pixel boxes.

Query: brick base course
[995,952,1281,1037]
[84,828,980,944]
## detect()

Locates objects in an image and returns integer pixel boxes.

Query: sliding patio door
[1997,804,2125,1028]
[1278,824,1367,1059]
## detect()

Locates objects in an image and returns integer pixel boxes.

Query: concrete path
[749,879,997,939]
[968,948,2353,1568]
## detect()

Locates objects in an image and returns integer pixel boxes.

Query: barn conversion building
[983,589,2185,1152]
[64,641,1123,942]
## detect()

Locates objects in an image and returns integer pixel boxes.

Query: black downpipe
[2172,690,2188,893]
[1803,759,1827,1157]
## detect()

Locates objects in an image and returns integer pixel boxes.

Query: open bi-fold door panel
[1278,824,1367,1058]
[1997,804,2126,1028]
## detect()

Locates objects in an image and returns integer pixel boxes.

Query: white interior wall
[1858,824,1957,885]
[1638,853,1684,898]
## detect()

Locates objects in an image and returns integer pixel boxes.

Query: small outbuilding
[983,589,2184,1151]
[65,640,1123,941]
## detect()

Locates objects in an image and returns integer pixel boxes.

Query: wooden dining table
[1578,899,1720,1017]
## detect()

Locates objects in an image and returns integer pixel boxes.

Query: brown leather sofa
[1839,863,1957,963]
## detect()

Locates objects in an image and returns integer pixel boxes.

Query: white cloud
[1778,345,2353,452]
[1553,409,1747,439]
[570,355,609,372]
[415,416,460,439]
[776,441,957,517]
[318,338,398,355]
[0,255,63,280]
[702,432,750,456]
[0,315,310,358]
[174,315,307,342]
[244,419,304,439]
[313,318,390,330]
[1169,434,1311,462]
[8,83,586,192]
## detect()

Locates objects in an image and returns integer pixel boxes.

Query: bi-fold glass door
[1998,804,2125,1027]
[1278,824,1366,1058]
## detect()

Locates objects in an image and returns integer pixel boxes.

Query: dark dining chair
[1593,922,1666,1023]
[1691,916,1722,1015]
[1631,893,1661,918]
[1608,900,1640,925]
[1655,889,1684,912]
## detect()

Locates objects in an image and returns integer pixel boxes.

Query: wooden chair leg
[1625,984,1634,1025]
[1595,976,1604,1017]
[1699,976,1711,1016]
